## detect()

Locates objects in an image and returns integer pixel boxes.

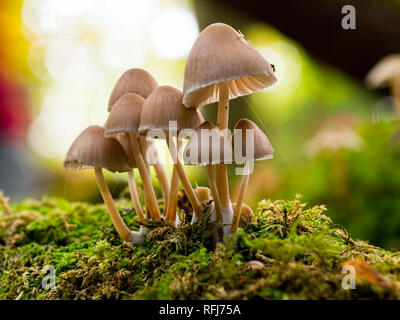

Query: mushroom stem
[166,159,180,222]
[127,170,145,222]
[216,82,231,208]
[167,135,202,219]
[130,133,161,220]
[231,161,250,233]
[392,76,400,121]
[153,162,170,211]
[94,167,133,242]
[140,139,170,210]
[207,165,222,223]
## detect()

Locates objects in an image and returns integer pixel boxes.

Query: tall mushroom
[139,86,204,223]
[63,125,144,243]
[104,93,161,220]
[230,119,274,233]
[365,54,400,121]
[184,120,233,224]
[108,68,170,212]
[183,23,276,230]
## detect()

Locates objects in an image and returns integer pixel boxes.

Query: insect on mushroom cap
[365,54,400,89]
[183,23,277,108]
[108,68,158,111]
[138,85,204,137]
[63,125,130,173]
[230,118,274,162]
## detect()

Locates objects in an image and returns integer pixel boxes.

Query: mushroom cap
[104,93,145,136]
[230,118,274,162]
[139,135,160,165]
[139,85,204,137]
[366,54,400,89]
[63,125,130,173]
[232,202,254,229]
[113,133,138,169]
[108,68,158,111]
[183,23,277,108]
[195,187,212,202]
[184,120,233,165]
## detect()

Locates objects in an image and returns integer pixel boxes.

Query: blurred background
[1,0,400,249]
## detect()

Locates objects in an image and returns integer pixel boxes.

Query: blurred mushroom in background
[304,114,363,158]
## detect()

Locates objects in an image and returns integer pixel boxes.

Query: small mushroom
[184,120,234,224]
[365,54,400,120]
[139,86,204,224]
[63,125,144,243]
[232,202,254,229]
[230,119,274,233]
[247,260,265,271]
[183,23,276,228]
[104,93,161,220]
[108,68,158,111]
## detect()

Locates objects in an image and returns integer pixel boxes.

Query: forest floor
[0,192,399,300]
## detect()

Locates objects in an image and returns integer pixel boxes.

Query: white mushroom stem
[215,82,232,222]
[167,135,202,219]
[166,160,180,223]
[231,161,250,233]
[130,133,161,220]
[140,138,170,210]
[127,170,145,222]
[207,165,222,223]
[392,76,400,121]
[94,167,133,242]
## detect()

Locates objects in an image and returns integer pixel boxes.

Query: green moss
[0,195,399,300]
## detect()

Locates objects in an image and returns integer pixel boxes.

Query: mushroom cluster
[63,23,277,243]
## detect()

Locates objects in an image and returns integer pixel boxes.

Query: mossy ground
[0,192,399,300]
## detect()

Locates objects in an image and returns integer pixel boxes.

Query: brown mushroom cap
[232,202,254,229]
[183,23,277,108]
[113,132,138,169]
[366,54,400,89]
[104,93,145,136]
[184,120,233,165]
[139,85,204,136]
[63,125,130,173]
[108,68,158,111]
[230,118,274,162]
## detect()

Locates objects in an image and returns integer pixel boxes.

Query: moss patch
[0,194,399,300]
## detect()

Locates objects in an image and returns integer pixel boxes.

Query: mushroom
[108,68,170,212]
[230,119,274,233]
[183,23,276,231]
[365,54,400,120]
[108,68,158,111]
[104,93,161,220]
[184,120,234,224]
[232,202,254,230]
[139,86,204,223]
[63,125,144,243]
